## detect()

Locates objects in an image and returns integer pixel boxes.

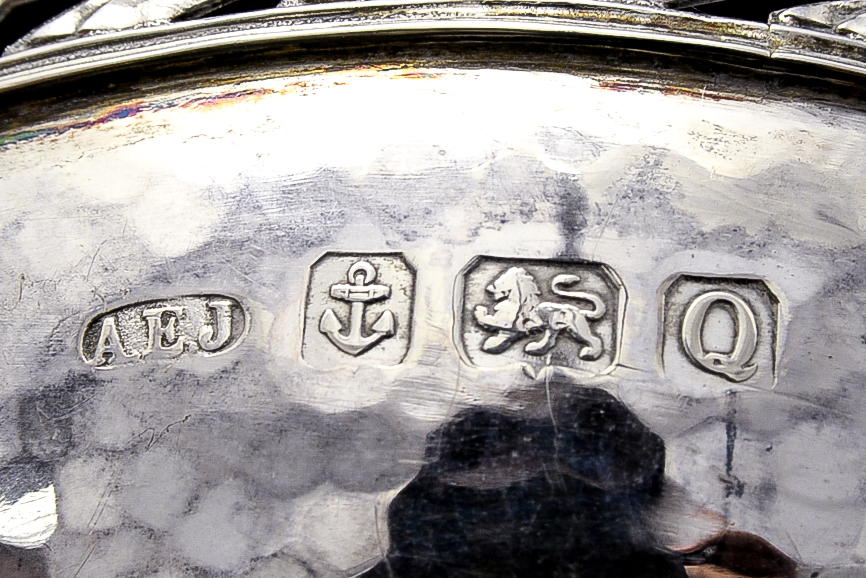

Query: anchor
[319,261,396,355]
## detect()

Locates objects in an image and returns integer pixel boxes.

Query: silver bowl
[0,1,864,575]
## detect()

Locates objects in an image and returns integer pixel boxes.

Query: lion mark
[472,267,607,360]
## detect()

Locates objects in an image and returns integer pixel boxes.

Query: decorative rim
[1,0,866,93]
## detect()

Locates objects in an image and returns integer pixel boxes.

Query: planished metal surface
[1,1,866,577]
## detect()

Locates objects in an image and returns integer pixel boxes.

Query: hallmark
[473,268,606,359]
[682,290,758,382]
[459,257,624,373]
[303,253,414,367]
[319,261,396,356]
[661,276,778,385]
[80,295,247,368]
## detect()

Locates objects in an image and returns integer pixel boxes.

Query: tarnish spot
[595,80,750,102]
[0,88,275,147]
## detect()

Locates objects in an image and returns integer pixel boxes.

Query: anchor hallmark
[320,261,396,355]
[303,253,415,367]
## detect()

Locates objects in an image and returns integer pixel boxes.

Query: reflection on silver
[1,0,866,574]
[0,461,57,550]
[0,486,57,549]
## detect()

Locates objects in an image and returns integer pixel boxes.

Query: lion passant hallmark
[458,257,625,373]
[473,267,607,359]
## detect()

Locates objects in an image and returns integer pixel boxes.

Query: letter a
[92,316,137,367]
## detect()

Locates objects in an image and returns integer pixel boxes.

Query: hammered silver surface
[1,60,866,576]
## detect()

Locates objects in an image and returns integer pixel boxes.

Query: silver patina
[1,0,866,576]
